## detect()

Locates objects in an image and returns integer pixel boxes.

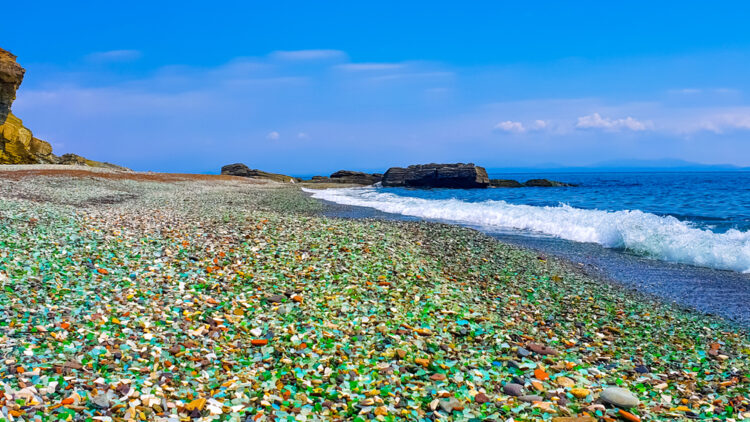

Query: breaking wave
[304,187,750,273]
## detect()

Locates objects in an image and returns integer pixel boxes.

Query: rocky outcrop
[524,179,576,187]
[0,47,57,165]
[326,170,382,185]
[220,163,300,183]
[1,47,126,169]
[0,48,24,123]
[57,154,130,171]
[490,179,524,188]
[305,170,382,185]
[0,113,58,164]
[489,178,575,187]
[382,163,490,188]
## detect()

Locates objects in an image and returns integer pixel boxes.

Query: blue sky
[3,1,750,173]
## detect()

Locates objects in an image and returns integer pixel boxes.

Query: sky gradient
[3,1,750,173]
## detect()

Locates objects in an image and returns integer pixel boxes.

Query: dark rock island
[490,179,525,188]
[491,178,576,188]
[524,178,575,187]
[382,163,490,188]
[310,170,383,185]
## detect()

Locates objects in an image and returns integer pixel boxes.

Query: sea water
[305,172,750,274]
[305,172,750,325]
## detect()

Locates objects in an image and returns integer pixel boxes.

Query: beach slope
[0,167,747,421]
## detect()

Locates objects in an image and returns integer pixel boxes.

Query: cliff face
[0,47,126,169]
[1,112,59,164]
[0,47,58,164]
[0,48,24,122]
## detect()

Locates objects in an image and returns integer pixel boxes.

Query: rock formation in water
[308,170,383,185]
[329,170,383,185]
[523,178,576,187]
[489,178,576,187]
[382,163,490,188]
[490,179,525,188]
[0,47,125,169]
[220,163,300,183]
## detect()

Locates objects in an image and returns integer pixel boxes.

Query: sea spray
[304,187,750,273]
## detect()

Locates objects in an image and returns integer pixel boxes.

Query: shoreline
[307,189,750,329]
[0,171,748,420]
[311,194,750,333]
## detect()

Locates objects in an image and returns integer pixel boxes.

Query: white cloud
[85,49,141,63]
[297,132,309,139]
[493,119,550,133]
[494,121,526,133]
[720,115,750,130]
[576,113,650,131]
[269,49,346,61]
[668,88,739,96]
[694,113,750,134]
[714,88,740,95]
[266,131,280,140]
[335,62,405,71]
[668,88,702,95]
[369,71,453,82]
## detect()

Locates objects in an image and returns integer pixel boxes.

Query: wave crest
[304,187,750,273]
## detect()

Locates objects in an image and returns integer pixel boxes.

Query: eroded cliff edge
[0,47,126,169]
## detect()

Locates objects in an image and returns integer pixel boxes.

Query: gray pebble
[600,387,640,409]
[503,383,524,396]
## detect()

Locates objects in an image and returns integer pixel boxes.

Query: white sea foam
[304,187,750,273]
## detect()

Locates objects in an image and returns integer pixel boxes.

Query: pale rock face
[31,137,53,157]
[18,127,32,148]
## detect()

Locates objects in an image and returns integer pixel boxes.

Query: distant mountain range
[487,159,750,173]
